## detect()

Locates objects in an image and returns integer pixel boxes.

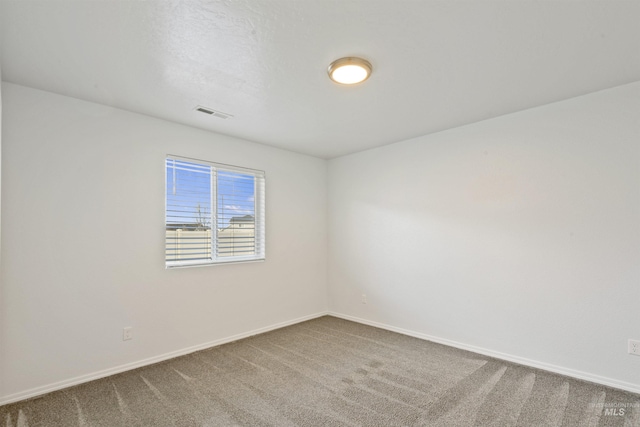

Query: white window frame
[165,155,265,268]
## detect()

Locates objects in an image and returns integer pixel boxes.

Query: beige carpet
[1,316,639,426]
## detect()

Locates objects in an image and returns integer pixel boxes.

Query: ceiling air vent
[194,105,233,119]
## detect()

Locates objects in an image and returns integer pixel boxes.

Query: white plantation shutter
[166,157,265,267]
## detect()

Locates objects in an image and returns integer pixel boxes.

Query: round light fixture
[328,57,372,85]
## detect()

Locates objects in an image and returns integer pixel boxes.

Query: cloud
[222,204,253,215]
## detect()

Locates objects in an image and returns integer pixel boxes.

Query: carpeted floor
[1,316,639,426]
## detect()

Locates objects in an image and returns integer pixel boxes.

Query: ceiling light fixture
[328,57,372,85]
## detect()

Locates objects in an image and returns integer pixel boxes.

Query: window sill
[165,257,265,269]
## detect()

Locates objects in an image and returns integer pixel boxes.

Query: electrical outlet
[123,327,133,341]
[629,339,640,356]
[361,294,367,304]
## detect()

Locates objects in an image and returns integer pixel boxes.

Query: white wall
[328,82,640,391]
[0,83,327,402]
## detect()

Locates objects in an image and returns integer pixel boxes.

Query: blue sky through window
[166,159,255,230]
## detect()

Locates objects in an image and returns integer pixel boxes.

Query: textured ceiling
[1,0,639,158]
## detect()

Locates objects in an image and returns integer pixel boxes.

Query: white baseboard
[3,310,637,406]
[328,311,640,395]
[0,311,329,406]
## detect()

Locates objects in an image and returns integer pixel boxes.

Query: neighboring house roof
[229,215,254,223]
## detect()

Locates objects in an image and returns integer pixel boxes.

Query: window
[165,156,265,267]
